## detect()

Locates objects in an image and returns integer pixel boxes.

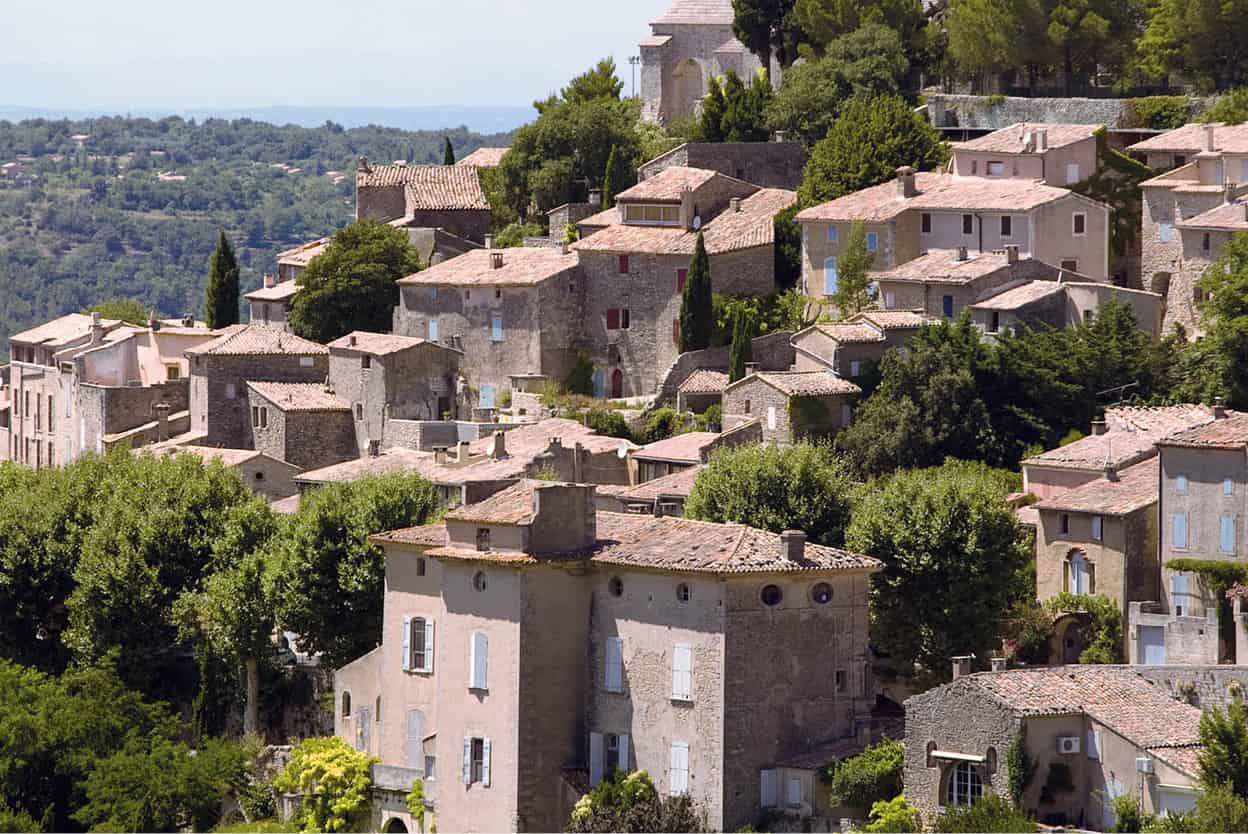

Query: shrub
[932,795,1037,832]
[564,353,596,398]
[863,795,921,833]
[582,408,632,440]
[828,739,904,811]
[637,407,692,444]
[1005,733,1036,806]
[1127,96,1193,130]
[406,779,425,829]
[1111,793,1151,833]
[567,770,705,833]
[492,221,546,248]
[695,404,722,432]
[496,389,512,409]
[271,737,377,833]
[1200,89,1248,126]
[1044,593,1124,664]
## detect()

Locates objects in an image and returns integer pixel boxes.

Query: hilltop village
[13,0,1248,832]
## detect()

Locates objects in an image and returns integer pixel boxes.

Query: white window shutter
[672,644,692,701]
[482,737,492,786]
[767,406,777,431]
[462,737,472,784]
[619,734,630,773]
[590,732,604,786]
[670,742,689,795]
[401,616,412,671]
[424,620,435,673]
[761,769,778,807]
[471,632,488,690]
[606,637,623,692]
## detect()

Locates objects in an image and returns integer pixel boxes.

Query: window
[866,232,878,252]
[1173,512,1189,549]
[942,295,954,318]
[811,582,833,604]
[608,576,623,597]
[677,268,688,291]
[1066,163,1081,184]
[491,315,503,342]
[823,256,838,295]
[618,255,630,274]
[850,360,861,377]
[225,383,237,400]
[676,583,691,603]
[786,777,803,808]
[403,616,434,673]
[743,399,751,415]
[416,557,426,576]
[1222,515,1236,554]
[1204,233,1212,252]
[1067,551,1094,595]
[761,584,782,606]
[971,160,978,175]
[1087,729,1102,761]
[362,355,371,369]
[1172,574,1190,617]
[166,364,181,381]
[1000,215,1012,237]
[962,214,974,235]
[835,670,847,692]
[375,696,382,720]
[606,308,620,330]
[605,637,624,692]
[987,160,1005,176]
[495,289,502,300]
[479,384,496,409]
[431,287,439,301]
[469,631,488,691]
[990,312,1001,333]
[354,403,363,421]
[1073,213,1087,236]
[767,406,777,431]
[476,528,491,552]
[300,357,314,367]
[1092,515,1103,541]
[1225,478,1235,496]
[827,225,838,243]
[428,319,439,341]
[606,733,628,774]
[1177,474,1189,495]
[884,291,896,309]
[463,737,490,785]
[921,213,932,234]
[946,761,983,807]
[672,643,693,702]
[1061,514,1070,535]
[1160,223,1174,243]
[669,742,689,795]
[472,570,488,591]
[341,691,352,718]
[761,770,779,808]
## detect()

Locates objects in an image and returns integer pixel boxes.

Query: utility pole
[628,55,641,98]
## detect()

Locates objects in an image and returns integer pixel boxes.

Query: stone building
[797,168,1113,299]
[356,160,492,245]
[276,238,330,282]
[246,382,357,471]
[455,148,509,169]
[722,371,861,446]
[791,310,938,379]
[639,0,774,125]
[639,141,807,191]
[675,369,728,414]
[904,665,1202,829]
[186,326,329,450]
[393,248,581,408]
[144,443,301,501]
[608,465,702,517]
[950,124,1101,188]
[334,480,882,832]
[631,431,721,483]
[246,274,300,332]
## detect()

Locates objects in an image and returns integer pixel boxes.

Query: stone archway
[1053,613,1090,665]
[671,59,705,119]
[384,816,409,833]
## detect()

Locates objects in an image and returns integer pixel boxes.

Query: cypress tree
[602,146,621,209]
[700,77,727,142]
[679,232,713,353]
[204,229,240,329]
[728,310,754,382]
[443,137,455,165]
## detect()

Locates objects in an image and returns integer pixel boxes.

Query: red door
[611,369,624,399]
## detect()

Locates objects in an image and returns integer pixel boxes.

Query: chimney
[1090,419,1107,436]
[730,197,742,213]
[780,530,806,561]
[1104,464,1120,482]
[957,246,969,262]
[484,234,494,250]
[952,655,975,679]
[773,130,788,143]
[148,317,161,332]
[573,441,585,483]
[264,273,275,289]
[1214,396,1228,419]
[895,166,917,199]
[1226,185,1236,205]
[990,657,1007,672]
[1205,124,1217,153]
[1021,130,1034,152]
[182,316,195,328]
[433,446,448,464]
[1005,244,1019,265]
[490,252,504,270]
[90,311,104,345]
[744,362,759,376]
[1036,128,1048,152]
[588,188,603,208]
[456,440,470,463]
[358,156,371,174]
[154,402,171,442]
[492,430,508,460]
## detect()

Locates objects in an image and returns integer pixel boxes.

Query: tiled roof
[445,480,542,525]
[954,123,1100,154]
[1023,405,1218,470]
[247,382,350,412]
[1108,404,1220,434]
[654,0,734,25]
[859,310,941,329]
[1177,198,1248,232]
[1128,123,1248,154]
[399,247,579,287]
[639,34,673,47]
[327,331,443,356]
[573,188,794,256]
[185,325,327,357]
[969,280,1065,310]
[809,323,882,344]
[1161,412,1248,449]
[947,666,1202,760]
[276,237,330,267]
[878,250,1037,285]
[620,465,702,502]
[296,448,435,485]
[149,445,266,467]
[738,371,862,397]
[616,167,720,202]
[455,147,509,168]
[1033,458,1158,516]
[245,279,300,302]
[11,313,121,348]
[356,163,490,211]
[633,432,721,464]
[678,369,729,394]
[796,173,1076,223]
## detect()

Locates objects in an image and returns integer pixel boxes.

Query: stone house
[791,310,938,380]
[246,382,357,471]
[393,248,582,409]
[639,141,807,191]
[904,665,1202,829]
[572,167,795,398]
[356,160,492,246]
[631,431,721,483]
[276,238,329,283]
[143,444,301,500]
[968,279,1163,339]
[950,124,1102,188]
[608,465,702,517]
[797,168,1113,299]
[186,326,329,450]
[246,274,300,332]
[722,371,861,445]
[675,369,727,414]
[334,479,882,832]
[639,0,775,124]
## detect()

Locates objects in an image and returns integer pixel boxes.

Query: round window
[811,582,833,604]
[608,576,624,597]
[472,571,487,592]
[761,584,783,607]
[676,582,691,603]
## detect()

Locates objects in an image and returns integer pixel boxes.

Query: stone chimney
[433,446,448,464]
[573,441,585,483]
[182,316,195,328]
[154,402,171,442]
[895,166,917,199]
[1206,124,1217,153]
[730,197,742,213]
[484,234,494,250]
[773,130,788,143]
[1090,419,1107,436]
[780,529,806,561]
[148,317,161,332]
[588,188,603,208]
[744,362,759,376]
[348,334,357,347]
[957,246,969,262]
[990,657,1007,672]
[492,430,508,460]
[1005,244,1019,265]
[1214,396,1228,419]
[490,252,504,270]
[1035,128,1048,152]
[952,655,975,679]
[90,311,105,346]
[1226,185,1236,205]
[1104,463,1120,482]
[456,440,471,463]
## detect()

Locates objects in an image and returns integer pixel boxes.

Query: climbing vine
[1006,732,1036,807]
[406,779,425,829]
[1044,593,1124,664]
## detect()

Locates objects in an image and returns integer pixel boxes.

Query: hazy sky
[2,0,672,111]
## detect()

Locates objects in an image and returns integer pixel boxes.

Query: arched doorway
[1053,613,1090,665]
[384,816,409,833]
[671,60,705,119]
[611,369,624,399]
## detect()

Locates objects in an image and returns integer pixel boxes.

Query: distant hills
[0,105,534,134]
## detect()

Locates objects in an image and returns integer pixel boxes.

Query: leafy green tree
[686,442,856,546]
[1198,698,1248,796]
[603,146,622,209]
[492,221,546,248]
[830,221,875,317]
[794,0,927,67]
[774,205,803,290]
[560,57,625,105]
[846,459,1030,684]
[723,71,773,142]
[829,739,905,811]
[1044,593,1124,663]
[798,94,945,207]
[637,407,693,444]
[443,137,455,165]
[732,0,801,71]
[946,0,1033,88]
[1185,233,1248,408]
[565,352,597,397]
[273,737,377,833]
[1136,0,1248,91]
[728,310,754,382]
[0,801,41,834]
[205,229,240,329]
[1189,783,1248,831]
[567,770,706,833]
[1046,0,1119,94]
[85,298,152,325]
[699,77,728,143]
[268,473,440,669]
[863,796,922,833]
[678,233,714,352]
[288,219,421,343]
[933,794,1037,832]
[1200,89,1248,125]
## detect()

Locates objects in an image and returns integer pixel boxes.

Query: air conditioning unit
[1057,736,1081,755]
[1136,757,1154,774]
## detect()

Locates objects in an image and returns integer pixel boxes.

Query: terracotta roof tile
[810,323,882,344]
[969,280,1065,310]
[275,237,329,268]
[654,0,734,25]
[1162,412,1248,449]
[1023,405,1217,470]
[858,310,942,329]
[677,369,729,394]
[1128,123,1248,154]
[1033,458,1158,516]
[876,250,1065,285]
[738,371,861,397]
[1177,198,1248,232]
[954,123,1100,154]
[11,313,121,348]
[185,325,327,357]
[616,167,720,202]
[245,279,300,302]
[455,147,509,168]
[247,382,350,412]
[327,331,448,356]
[797,173,1076,223]
[445,480,542,525]
[620,465,702,502]
[356,163,489,211]
[399,248,579,287]
[634,432,721,464]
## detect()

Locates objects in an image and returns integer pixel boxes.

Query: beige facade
[950,124,1101,188]
[334,481,882,832]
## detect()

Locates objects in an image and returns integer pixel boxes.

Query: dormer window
[622,204,680,225]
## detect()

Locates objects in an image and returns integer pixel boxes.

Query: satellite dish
[692,215,703,230]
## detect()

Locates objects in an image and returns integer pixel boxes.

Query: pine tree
[728,310,754,382]
[602,146,622,209]
[204,229,240,329]
[679,233,714,353]
[443,137,455,165]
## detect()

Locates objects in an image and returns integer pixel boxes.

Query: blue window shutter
[823,257,838,295]
[463,737,472,784]
[590,732,604,786]
[619,734,630,773]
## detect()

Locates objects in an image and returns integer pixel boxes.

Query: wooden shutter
[670,742,689,795]
[606,308,620,330]
[423,620,435,673]
[462,737,473,784]
[760,769,778,807]
[482,737,492,787]
[605,637,623,692]
[619,734,630,773]
[401,615,412,671]
[590,732,604,786]
[471,632,488,690]
[672,644,692,701]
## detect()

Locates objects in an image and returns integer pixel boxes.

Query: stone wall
[926,95,1138,130]
[405,209,492,246]
[655,345,731,405]
[192,353,328,449]
[1131,665,1248,710]
[356,184,407,223]
[751,330,795,371]
[640,142,808,191]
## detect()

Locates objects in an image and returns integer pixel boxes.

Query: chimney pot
[1206,124,1217,153]
[492,430,508,460]
[952,655,975,679]
[957,246,969,262]
[183,316,195,328]
[484,234,494,250]
[1005,244,1019,264]
[730,197,742,213]
[588,188,602,208]
[456,440,470,463]
[148,317,160,332]
[154,402,171,442]
[490,252,504,270]
[1036,129,1048,151]
[91,311,101,325]
[434,446,447,464]
[895,166,917,199]
[780,529,806,561]
[744,362,759,376]
[1226,185,1236,205]
[1104,464,1119,482]
[773,130,788,143]
[349,334,357,346]
[1215,397,1228,419]
[263,272,275,289]
[990,657,1007,672]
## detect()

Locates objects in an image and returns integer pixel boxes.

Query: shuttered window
[672,643,693,701]
[470,631,489,690]
[760,769,778,808]
[463,737,490,785]
[1173,513,1189,549]
[605,637,624,692]
[606,309,620,330]
[1222,515,1236,554]
[491,315,504,342]
[669,742,689,795]
[1092,515,1103,542]
[401,616,434,673]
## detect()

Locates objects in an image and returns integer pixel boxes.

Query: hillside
[0,116,512,359]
